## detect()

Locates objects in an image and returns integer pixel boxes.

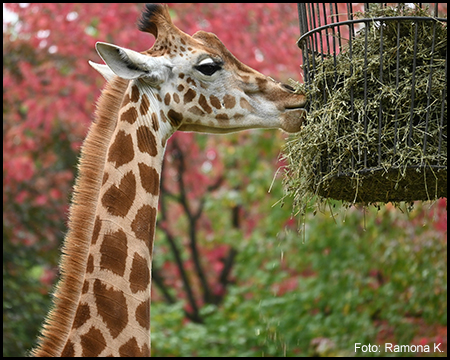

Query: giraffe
[31,4,306,357]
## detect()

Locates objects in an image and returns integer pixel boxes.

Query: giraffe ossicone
[31,3,306,357]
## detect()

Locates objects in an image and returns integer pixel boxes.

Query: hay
[283,4,447,215]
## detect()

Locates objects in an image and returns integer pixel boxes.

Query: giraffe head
[90,4,306,134]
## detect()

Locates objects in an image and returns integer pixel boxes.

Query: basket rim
[320,164,447,179]
[297,16,448,48]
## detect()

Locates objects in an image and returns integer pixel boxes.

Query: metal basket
[296,3,447,203]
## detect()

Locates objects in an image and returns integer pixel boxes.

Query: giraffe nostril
[281,83,295,92]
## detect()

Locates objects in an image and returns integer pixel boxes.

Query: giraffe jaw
[178,123,267,134]
[178,108,306,134]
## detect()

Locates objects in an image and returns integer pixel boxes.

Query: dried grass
[283,5,447,216]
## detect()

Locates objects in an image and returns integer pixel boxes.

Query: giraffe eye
[195,59,222,76]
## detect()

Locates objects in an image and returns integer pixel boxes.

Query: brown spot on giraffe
[101,172,109,186]
[135,299,150,330]
[186,77,196,86]
[223,94,236,109]
[61,340,75,357]
[121,93,131,108]
[72,303,91,329]
[93,279,128,339]
[129,252,150,293]
[119,337,150,357]
[167,109,183,127]
[131,204,157,250]
[121,107,139,124]
[86,255,94,274]
[188,105,205,116]
[92,216,102,245]
[256,76,268,91]
[198,94,212,114]
[151,112,159,131]
[136,125,158,156]
[82,279,89,294]
[101,171,136,217]
[100,228,128,276]
[80,326,107,357]
[183,88,196,104]
[216,113,230,121]
[159,109,168,123]
[240,97,253,111]
[161,133,169,148]
[130,85,140,102]
[210,95,221,109]
[140,93,150,115]
[108,130,135,167]
[138,162,160,195]
[164,92,171,106]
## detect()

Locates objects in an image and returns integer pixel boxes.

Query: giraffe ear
[88,61,115,81]
[94,42,171,82]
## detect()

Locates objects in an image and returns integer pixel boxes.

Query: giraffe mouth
[179,123,259,134]
[281,93,307,112]
[284,105,305,111]
[283,103,308,114]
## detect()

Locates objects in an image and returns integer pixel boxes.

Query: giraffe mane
[30,76,130,357]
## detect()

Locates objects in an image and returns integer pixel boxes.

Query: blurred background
[3,3,447,356]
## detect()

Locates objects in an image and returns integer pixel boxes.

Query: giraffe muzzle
[280,107,307,133]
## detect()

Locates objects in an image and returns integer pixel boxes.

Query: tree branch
[158,162,203,323]
[171,139,214,304]
[151,266,175,304]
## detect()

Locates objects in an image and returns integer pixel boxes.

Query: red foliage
[4,4,446,328]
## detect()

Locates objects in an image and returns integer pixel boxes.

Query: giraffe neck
[32,77,174,357]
